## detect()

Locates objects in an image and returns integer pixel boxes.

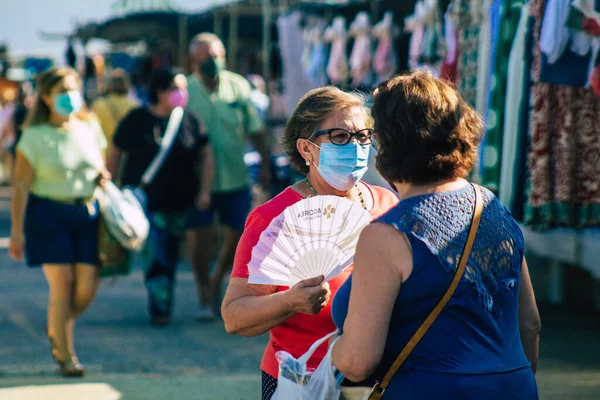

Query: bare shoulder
[355,222,413,280]
[358,223,409,253]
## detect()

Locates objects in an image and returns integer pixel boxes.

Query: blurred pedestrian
[246,74,272,207]
[107,68,214,325]
[91,68,138,155]
[0,86,19,183]
[5,85,30,183]
[246,74,270,124]
[9,67,110,377]
[186,33,271,320]
[83,52,97,102]
[10,84,30,148]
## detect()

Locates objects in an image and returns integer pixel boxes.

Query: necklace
[305,179,367,211]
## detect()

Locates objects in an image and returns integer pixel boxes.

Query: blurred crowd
[4,31,289,377]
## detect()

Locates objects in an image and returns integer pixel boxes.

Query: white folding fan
[248,195,372,286]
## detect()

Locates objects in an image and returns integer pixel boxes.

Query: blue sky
[1,0,231,63]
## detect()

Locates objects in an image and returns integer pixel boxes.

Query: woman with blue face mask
[221,86,399,400]
[9,67,110,377]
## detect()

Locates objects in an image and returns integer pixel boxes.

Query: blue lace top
[332,184,531,379]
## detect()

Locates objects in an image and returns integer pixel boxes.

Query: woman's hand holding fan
[287,276,332,315]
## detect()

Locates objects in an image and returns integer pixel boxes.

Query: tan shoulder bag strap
[368,184,484,400]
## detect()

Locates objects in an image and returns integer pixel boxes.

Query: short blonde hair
[282,86,373,175]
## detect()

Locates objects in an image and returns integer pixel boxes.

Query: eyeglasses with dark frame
[313,128,375,146]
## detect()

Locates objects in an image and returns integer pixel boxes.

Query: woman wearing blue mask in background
[9,67,110,377]
[221,86,398,400]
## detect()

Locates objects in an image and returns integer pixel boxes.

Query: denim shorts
[24,194,99,267]
[186,186,252,231]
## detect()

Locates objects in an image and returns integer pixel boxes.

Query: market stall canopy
[40,0,417,46]
[37,0,238,44]
[71,11,186,44]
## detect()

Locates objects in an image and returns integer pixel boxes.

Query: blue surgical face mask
[53,91,83,117]
[310,141,370,191]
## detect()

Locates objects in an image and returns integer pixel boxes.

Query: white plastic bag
[272,331,341,400]
[124,185,148,212]
[95,182,150,252]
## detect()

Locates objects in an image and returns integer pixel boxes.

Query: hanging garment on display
[305,24,329,88]
[568,4,593,30]
[525,0,600,229]
[439,10,460,83]
[583,17,600,34]
[421,24,440,64]
[405,0,437,70]
[325,17,350,86]
[405,2,427,70]
[539,46,592,87]
[499,2,530,207]
[538,0,593,87]
[566,1,600,86]
[472,0,503,183]
[475,0,492,117]
[592,63,600,97]
[301,28,315,72]
[571,31,593,56]
[423,0,445,67]
[278,12,322,117]
[540,0,573,63]
[483,0,504,116]
[526,83,600,228]
[408,24,426,69]
[585,40,600,85]
[568,1,600,33]
[373,11,398,82]
[571,0,600,25]
[481,0,523,194]
[510,12,536,222]
[348,12,373,87]
[450,0,485,107]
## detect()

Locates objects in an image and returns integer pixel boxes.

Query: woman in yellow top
[9,67,110,377]
[91,68,138,148]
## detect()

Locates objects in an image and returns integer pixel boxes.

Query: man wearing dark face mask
[186,32,272,320]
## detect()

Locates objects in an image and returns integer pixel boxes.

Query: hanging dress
[525,0,600,229]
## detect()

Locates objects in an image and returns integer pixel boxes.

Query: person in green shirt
[9,67,110,377]
[186,33,271,319]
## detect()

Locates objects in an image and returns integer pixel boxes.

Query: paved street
[0,187,267,399]
[0,187,599,399]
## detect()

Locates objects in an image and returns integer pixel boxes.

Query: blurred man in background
[186,33,271,320]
